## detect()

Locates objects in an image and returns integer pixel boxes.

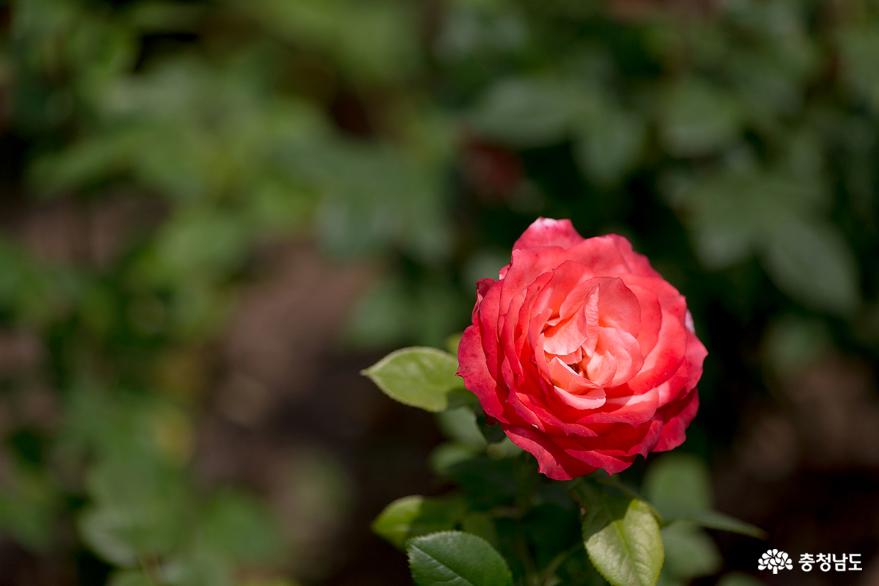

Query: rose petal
[458,324,507,421]
[504,426,599,480]
[597,277,641,334]
[653,391,700,451]
[552,385,607,409]
[513,217,584,251]
[584,327,643,387]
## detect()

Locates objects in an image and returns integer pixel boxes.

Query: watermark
[758,550,863,575]
[758,550,792,574]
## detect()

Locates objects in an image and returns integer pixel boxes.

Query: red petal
[653,391,700,451]
[503,426,599,480]
[513,217,583,251]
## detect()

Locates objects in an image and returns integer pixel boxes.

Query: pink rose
[458,218,707,480]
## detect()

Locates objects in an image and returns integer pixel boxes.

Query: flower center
[542,277,644,389]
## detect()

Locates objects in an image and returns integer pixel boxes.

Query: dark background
[1,0,878,584]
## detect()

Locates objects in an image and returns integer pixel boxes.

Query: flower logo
[758,549,793,574]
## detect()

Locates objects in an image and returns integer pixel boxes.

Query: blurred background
[1,0,878,584]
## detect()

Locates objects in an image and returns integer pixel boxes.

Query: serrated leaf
[580,485,664,586]
[407,531,513,586]
[372,495,463,548]
[363,347,463,412]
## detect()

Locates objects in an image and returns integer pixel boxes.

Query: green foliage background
[1,0,878,584]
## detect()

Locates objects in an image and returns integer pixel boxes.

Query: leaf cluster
[366,347,764,585]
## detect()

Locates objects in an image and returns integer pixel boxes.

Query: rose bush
[458,218,707,480]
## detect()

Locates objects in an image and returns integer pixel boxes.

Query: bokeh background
[1,0,879,584]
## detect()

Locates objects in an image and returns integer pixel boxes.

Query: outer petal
[504,426,599,480]
[563,234,656,278]
[624,279,689,394]
[476,278,504,383]
[653,391,700,451]
[513,217,584,251]
[457,324,507,421]
[607,234,660,278]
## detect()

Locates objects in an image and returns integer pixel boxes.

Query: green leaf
[485,437,522,459]
[468,78,583,146]
[78,507,139,567]
[643,456,765,538]
[437,408,486,449]
[580,484,664,586]
[437,455,522,508]
[372,496,463,549]
[407,531,513,586]
[660,80,744,156]
[363,347,464,412]
[661,523,721,580]
[686,511,766,539]
[838,26,879,111]
[644,455,711,519]
[670,170,765,269]
[197,492,282,563]
[431,443,479,476]
[242,0,418,83]
[574,107,645,185]
[460,512,499,548]
[161,547,233,586]
[762,215,858,313]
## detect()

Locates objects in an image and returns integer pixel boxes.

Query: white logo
[759,549,793,574]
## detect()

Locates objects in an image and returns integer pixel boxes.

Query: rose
[458,218,707,480]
